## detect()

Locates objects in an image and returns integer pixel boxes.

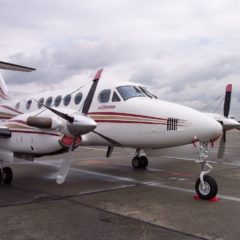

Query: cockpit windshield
[117,86,145,100]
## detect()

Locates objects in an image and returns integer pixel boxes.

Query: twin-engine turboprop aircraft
[0,61,223,200]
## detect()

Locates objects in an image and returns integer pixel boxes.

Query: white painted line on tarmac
[223,162,240,167]
[162,156,218,164]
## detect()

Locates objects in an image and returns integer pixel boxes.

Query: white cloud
[1,0,240,116]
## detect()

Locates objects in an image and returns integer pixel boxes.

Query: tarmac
[1,130,240,240]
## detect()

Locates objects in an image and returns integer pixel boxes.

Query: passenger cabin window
[74,92,82,105]
[117,86,145,101]
[46,97,53,107]
[98,89,111,103]
[38,98,44,108]
[63,94,71,106]
[26,100,32,110]
[112,91,121,102]
[54,95,62,107]
[15,102,20,110]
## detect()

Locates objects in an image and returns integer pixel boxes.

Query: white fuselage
[0,82,222,156]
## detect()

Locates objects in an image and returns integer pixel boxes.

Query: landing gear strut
[0,166,13,184]
[132,150,148,169]
[195,142,218,200]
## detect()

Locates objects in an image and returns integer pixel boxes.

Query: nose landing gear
[195,142,218,200]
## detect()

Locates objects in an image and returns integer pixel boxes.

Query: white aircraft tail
[0,74,9,101]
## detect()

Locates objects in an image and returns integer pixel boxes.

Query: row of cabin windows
[15,86,155,110]
[16,90,122,111]
[15,92,83,110]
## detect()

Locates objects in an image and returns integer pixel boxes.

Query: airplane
[0,62,223,200]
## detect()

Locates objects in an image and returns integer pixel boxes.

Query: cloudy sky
[0,0,240,115]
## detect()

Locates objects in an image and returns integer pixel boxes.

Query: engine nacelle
[27,116,62,130]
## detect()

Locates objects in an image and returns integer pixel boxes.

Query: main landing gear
[132,149,148,169]
[0,167,13,184]
[195,142,218,200]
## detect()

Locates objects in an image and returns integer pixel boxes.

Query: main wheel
[140,156,148,168]
[195,175,218,200]
[132,157,141,168]
[2,167,13,184]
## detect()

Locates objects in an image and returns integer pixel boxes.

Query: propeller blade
[42,103,74,123]
[93,130,122,146]
[217,130,226,159]
[82,69,103,115]
[56,137,76,184]
[224,84,232,117]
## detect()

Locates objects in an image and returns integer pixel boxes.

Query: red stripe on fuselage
[8,119,27,125]
[89,112,167,121]
[0,105,22,114]
[95,120,166,124]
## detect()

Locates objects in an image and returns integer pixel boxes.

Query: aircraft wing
[0,61,36,72]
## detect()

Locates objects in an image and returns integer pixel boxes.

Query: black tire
[132,157,140,168]
[195,175,218,200]
[140,156,148,168]
[2,167,13,184]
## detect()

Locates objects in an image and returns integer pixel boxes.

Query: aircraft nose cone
[196,116,222,142]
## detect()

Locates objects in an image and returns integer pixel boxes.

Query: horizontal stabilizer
[0,61,36,72]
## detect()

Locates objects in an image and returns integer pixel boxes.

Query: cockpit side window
[117,85,145,101]
[138,86,157,99]
[112,91,121,102]
[98,89,111,103]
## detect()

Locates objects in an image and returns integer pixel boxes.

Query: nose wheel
[195,175,218,200]
[0,167,13,184]
[132,156,148,169]
[195,142,218,200]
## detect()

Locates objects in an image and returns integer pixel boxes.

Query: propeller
[217,84,232,159]
[55,69,103,184]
